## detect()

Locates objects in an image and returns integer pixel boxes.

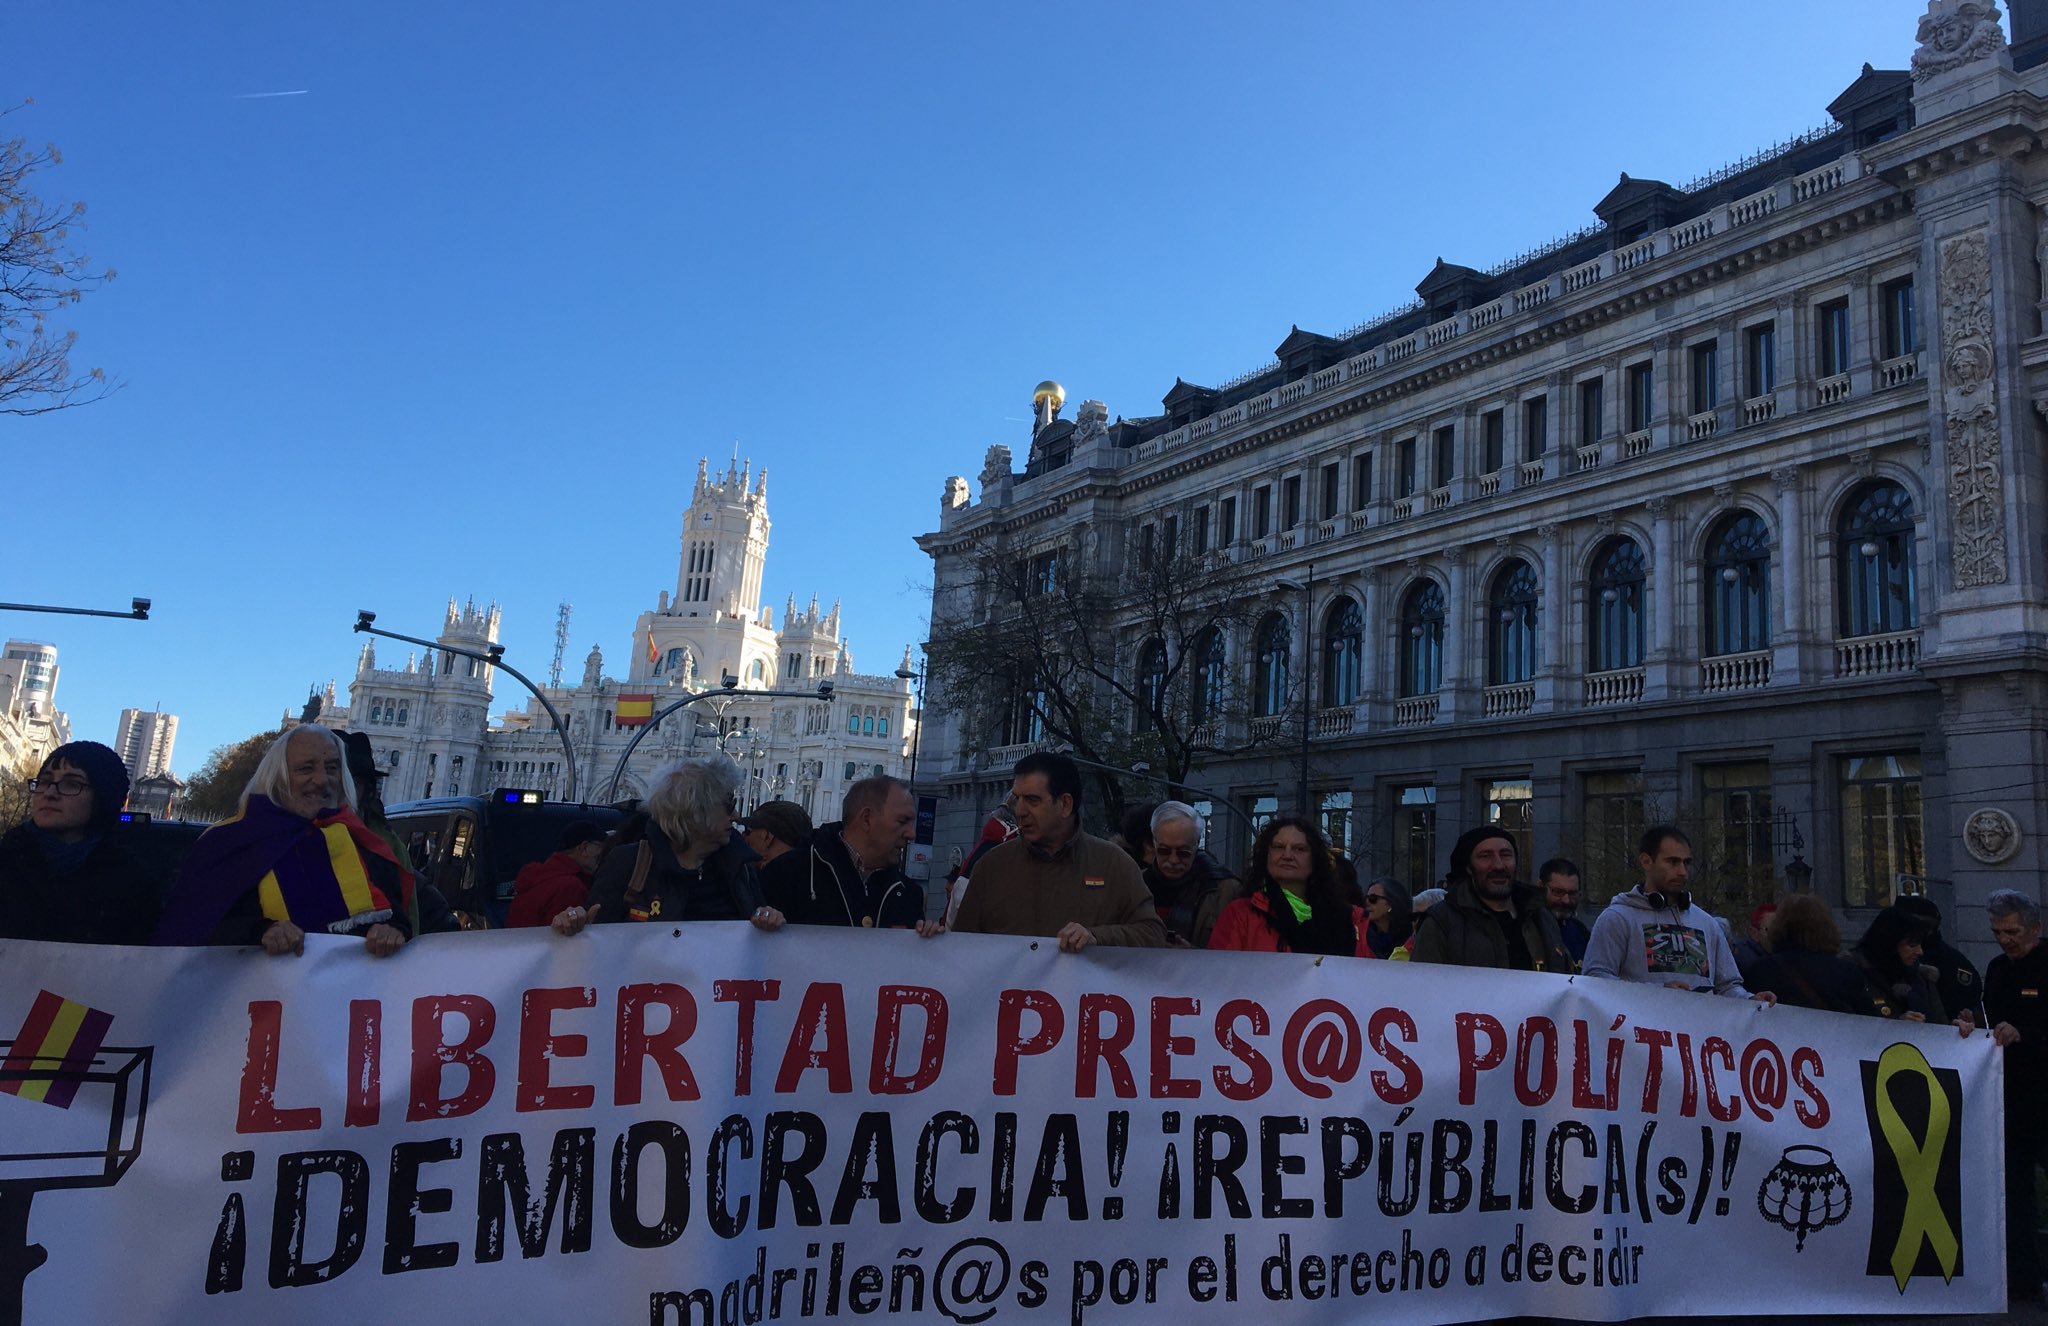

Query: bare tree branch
[0,101,118,416]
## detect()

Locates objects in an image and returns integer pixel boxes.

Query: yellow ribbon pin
[1872,1041,1960,1291]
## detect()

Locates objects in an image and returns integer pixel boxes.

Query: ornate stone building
[295,459,916,818]
[919,2,2048,952]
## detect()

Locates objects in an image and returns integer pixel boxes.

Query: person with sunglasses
[1360,877,1414,960]
[1144,801,1242,948]
[0,740,159,944]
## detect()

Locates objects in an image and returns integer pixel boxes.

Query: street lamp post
[603,679,836,801]
[0,596,151,621]
[894,652,926,791]
[354,610,580,800]
[1274,563,1314,817]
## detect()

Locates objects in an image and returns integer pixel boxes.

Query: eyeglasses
[29,777,90,798]
[1365,892,1388,905]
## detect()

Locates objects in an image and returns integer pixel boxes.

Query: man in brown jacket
[951,752,1167,951]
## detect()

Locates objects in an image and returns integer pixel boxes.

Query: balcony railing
[1249,715,1285,741]
[1835,629,1921,679]
[1687,409,1720,441]
[1817,373,1851,405]
[1743,392,1778,425]
[1574,441,1604,473]
[1427,485,1453,512]
[1623,429,1652,458]
[1584,667,1645,707]
[1392,496,1417,521]
[1482,682,1535,717]
[1518,457,1547,485]
[1700,649,1773,693]
[1188,725,1216,747]
[1879,352,1922,389]
[1478,469,1504,497]
[1393,694,1440,727]
[1344,511,1370,534]
[1313,706,1356,738]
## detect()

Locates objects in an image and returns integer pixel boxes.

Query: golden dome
[1032,380,1066,409]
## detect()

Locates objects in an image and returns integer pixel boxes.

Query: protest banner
[0,926,2005,1323]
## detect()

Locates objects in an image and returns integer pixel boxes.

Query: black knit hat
[41,740,130,832]
[1447,824,1517,885]
[340,730,383,788]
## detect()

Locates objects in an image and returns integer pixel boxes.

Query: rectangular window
[1162,514,1178,559]
[1320,462,1341,520]
[1481,409,1505,473]
[1745,322,1776,396]
[1138,523,1155,567]
[1484,778,1533,875]
[1581,769,1645,906]
[1253,486,1272,538]
[1319,790,1354,854]
[1282,475,1302,529]
[1192,506,1210,555]
[1817,298,1851,377]
[1391,783,1437,897]
[1433,425,1455,487]
[1840,752,1924,908]
[1579,377,1605,446]
[1219,496,1237,545]
[1248,794,1280,836]
[1029,550,1058,596]
[1351,453,1372,510]
[1689,340,1718,413]
[1626,362,1653,432]
[1523,396,1548,459]
[1699,761,1775,915]
[1398,437,1418,497]
[1882,277,1918,359]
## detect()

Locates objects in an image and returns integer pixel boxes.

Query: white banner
[0,927,2006,1323]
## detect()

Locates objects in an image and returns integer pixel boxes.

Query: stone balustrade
[1687,410,1719,441]
[1392,496,1417,521]
[1344,511,1370,534]
[1817,373,1851,405]
[1482,682,1535,717]
[1700,649,1773,693]
[1835,629,1920,678]
[1615,237,1656,272]
[1583,667,1645,707]
[1478,470,1504,497]
[1425,318,1461,348]
[1879,353,1922,389]
[1313,706,1356,738]
[1393,694,1440,728]
[1518,457,1547,485]
[1249,715,1285,742]
[1743,393,1778,426]
[1562,258,1605,293]
[1623,430,1652,458]
[1671,215,1716,249]
[1574,442,1603,473]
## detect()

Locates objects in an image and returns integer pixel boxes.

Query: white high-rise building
[0,640,70,775]
[114,707,179,782]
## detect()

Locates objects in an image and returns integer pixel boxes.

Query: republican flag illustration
[1,989,115,1109]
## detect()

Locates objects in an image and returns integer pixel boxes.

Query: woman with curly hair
[1207,815,1372,958]
[1743,894,1870,1015]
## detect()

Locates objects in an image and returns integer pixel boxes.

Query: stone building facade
[919,2,2048,957]
[295,459,916,818]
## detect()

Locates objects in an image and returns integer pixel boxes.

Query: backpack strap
[621,842,654,920]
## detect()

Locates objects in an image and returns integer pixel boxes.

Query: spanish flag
[615,694,654,727]
[646,626,659,665]
[1,990,114,1109]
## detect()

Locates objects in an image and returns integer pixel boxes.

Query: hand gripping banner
[0,925,2007,1324]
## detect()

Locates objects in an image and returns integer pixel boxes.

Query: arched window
[1191,628,1226,725]
[1321,598,1364,708]
[1135,638,1168,730]
[878,715,889,737]
[1839,482,1917,636]
[1487,559,1540,685]
[1253,612,1292,717]
[1399,581,1446,697]
[661,647,684,676]
[396,704,406,725]
[1588,538,1647,672]
[863,716,875,735]
[371,700,383,723]
[748,658,766,682]
[848,713,860,734]
[1705,511,1772,655]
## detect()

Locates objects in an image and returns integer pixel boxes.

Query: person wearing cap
[0,739,161,944]
[506,819,609,929]
[1410,825,1573,973]
[762,775,936,931]
[738,800,811,868]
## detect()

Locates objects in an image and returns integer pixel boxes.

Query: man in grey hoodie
[1582,824,1775,1003]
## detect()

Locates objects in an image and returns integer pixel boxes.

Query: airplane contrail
[232,90,310,99]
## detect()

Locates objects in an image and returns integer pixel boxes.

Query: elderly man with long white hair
[156,724,413,956]
[559,754,784,934]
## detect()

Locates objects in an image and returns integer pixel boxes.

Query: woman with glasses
[1361,877,1414,960]
[1207,815,1373,958]
[0,740,160,944]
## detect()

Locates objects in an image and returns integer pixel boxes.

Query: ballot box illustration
[0,990,151,1326]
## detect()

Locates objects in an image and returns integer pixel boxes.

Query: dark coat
[0,824,162,945]
[1142,851,1243,948]
[588,827,761,925]
[1410,877,1573,974]
[1746,948,1876,1016]
[1853,951,1948,1023]
[760,822,924,929]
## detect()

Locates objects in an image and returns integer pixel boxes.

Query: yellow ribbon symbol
[1873,1041,1960,1291]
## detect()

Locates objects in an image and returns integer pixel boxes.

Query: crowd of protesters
[1,734,2045,1295]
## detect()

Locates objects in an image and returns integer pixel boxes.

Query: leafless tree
[2,101,116,416]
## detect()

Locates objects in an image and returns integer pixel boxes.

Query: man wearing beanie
[0,740,161,944]
[1410,824,1573,973]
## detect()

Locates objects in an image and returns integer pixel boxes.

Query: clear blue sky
[10,0,1912,775]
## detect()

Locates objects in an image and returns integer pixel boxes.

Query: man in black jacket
[1895,892,1984,1024]
[763,775,940,933]
[1987,889,2048,1301]
[1411,826,1573,974]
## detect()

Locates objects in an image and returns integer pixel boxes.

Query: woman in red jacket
[1208,815,1374,958]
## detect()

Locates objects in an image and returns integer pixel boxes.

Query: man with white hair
[1142,801,1242,947]
[156,724,412,956]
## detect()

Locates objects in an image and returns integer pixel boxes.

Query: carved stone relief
[1912,1,2007,82]
[1963,806,2021,864]
[1940,228,2011,588]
